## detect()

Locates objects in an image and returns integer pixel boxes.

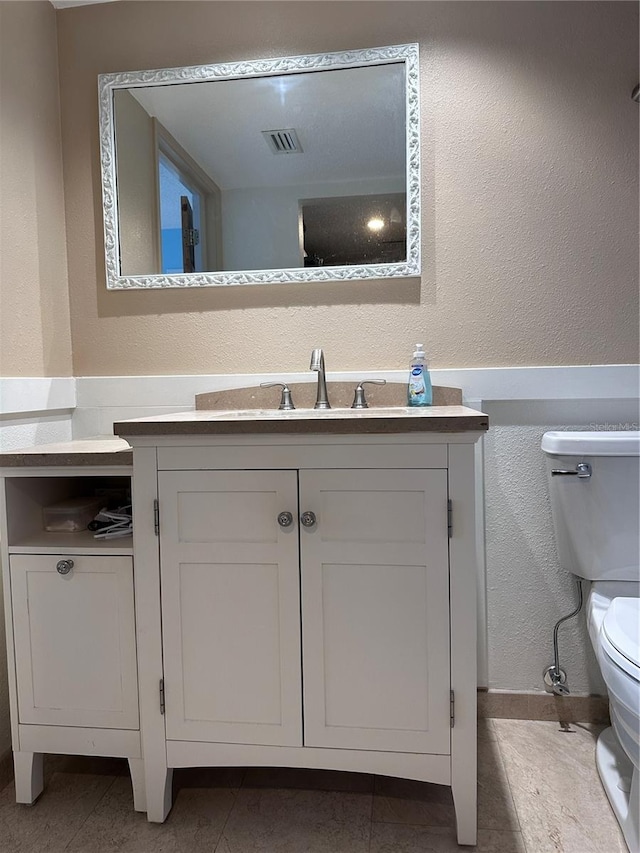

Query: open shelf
[3,475,132,555]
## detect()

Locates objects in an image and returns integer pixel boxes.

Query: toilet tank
[542,431,640,582]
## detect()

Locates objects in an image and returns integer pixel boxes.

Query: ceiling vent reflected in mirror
[262,128,304,154]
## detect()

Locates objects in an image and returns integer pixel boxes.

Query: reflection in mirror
[302,193,407,266]
[99,44,420,289]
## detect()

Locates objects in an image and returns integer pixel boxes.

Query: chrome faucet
[310,348,331,409]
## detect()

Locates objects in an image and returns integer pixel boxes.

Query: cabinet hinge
[447,499,453,538]
[159,678,165,715]
[153,499,160,536]
[450,690,455,728]
[186,227,200,247]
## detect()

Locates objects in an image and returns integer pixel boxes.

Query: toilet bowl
[600,599,640,767]
[588,585,640,852]
[542,431,640,853]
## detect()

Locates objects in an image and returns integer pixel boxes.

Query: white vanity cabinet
[157,466,450,755]
[0,456,145,812]
[123,422,485,847]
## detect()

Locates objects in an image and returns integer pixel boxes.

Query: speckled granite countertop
[114,405,489,437]
[0,437,132,467]
[0,403,488,467]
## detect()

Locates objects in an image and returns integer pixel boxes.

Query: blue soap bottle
[407,344,433,406]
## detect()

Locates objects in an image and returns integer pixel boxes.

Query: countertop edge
[114,414,489,437]
[0,451,134,468]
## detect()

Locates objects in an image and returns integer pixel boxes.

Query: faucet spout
[310,348,331,409]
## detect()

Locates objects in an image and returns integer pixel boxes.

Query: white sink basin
[209,407,423,419]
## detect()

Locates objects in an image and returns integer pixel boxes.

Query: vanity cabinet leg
[127,757,147,813]
[452,765,477,846]
[145,765,173,822]
[13,751,44,804]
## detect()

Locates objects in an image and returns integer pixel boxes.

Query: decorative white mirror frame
[98,43,420,290]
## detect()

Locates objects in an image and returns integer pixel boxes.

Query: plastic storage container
[43,496,102,533]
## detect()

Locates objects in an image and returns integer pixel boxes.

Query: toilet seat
[598,597,640,775]
[601,598,640,680]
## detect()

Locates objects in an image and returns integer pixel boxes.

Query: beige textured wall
[0,1,72,378]
[57,1,639,376]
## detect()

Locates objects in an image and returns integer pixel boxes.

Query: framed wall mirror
[98,44,420,289]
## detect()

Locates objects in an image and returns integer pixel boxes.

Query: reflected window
[158,154,202,274]
[155,123,223,274]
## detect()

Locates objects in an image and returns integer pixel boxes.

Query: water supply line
[543,579,584,696]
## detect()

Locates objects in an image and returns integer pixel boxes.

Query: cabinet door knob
[56,559,74,575]
[300,511,317,528]
[277,511,294,528]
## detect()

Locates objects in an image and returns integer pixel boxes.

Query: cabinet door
[159,470,302,746]
[10,554,139,729]
[300,469,450,754]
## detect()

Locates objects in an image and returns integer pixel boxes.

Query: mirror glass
[99,44,420,289]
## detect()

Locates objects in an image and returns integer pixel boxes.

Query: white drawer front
[10,554,139,730]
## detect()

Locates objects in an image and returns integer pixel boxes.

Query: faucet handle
[260,382,296,411]
[351,379,386,409]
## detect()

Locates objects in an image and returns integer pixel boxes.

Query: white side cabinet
[0,465,145,811]
[126,431,482,846]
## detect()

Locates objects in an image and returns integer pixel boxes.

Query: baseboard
[0,748,13,790]
[478,689,610,724]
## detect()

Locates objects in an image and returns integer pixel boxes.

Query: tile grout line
[211,767,247,852]
[490,720,530,853]
[368,815,530,850]
[61,773,119,851]
[367,777,375,853]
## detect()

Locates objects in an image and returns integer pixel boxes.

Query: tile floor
[0,719,628,852]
